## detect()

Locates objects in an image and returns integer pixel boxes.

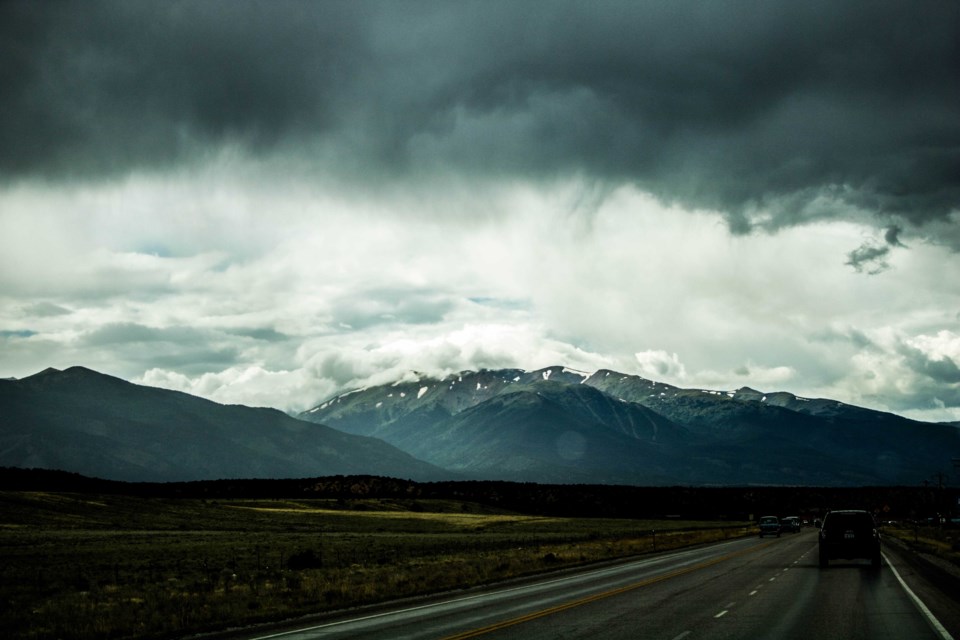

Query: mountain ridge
[0,366,448,482]
[4,364,958,486]
[299,365,960,486]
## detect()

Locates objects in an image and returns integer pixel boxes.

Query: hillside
[0,367,447,482]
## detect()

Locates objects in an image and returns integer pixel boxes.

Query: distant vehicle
[818,510,881,568]
[781,516,801,533]
[758,515,781,538]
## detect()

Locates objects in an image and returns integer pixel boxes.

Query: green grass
[0,491,751,639]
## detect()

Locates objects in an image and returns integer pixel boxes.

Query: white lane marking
[670,632,691,640]
[749,590,758,596]
[714,610,729,618]
[883,552,954,640]
[768,576,776,582]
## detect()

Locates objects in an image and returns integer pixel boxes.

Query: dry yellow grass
[0,491,751,639]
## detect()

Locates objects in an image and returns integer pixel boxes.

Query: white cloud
[907,330,960,364]
[2,171,959,421]
[138,366,321,412]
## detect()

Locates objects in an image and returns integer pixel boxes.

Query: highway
[233,530,957,640]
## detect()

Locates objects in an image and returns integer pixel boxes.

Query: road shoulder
[883,535,960,638]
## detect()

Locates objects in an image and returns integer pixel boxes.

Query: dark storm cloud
[845,223,909,273]
[82,322,207,346]
[884,225,906,248]
[880,357,960,414]
[0,330,36,339]
[898,343,960,385]
[81,322,241,373]
[224,327,289,343]
[845,243,891,274]
[21,302,72,317]
[0,1,365,176]
[3,1,958,238]
[814,326,874,352]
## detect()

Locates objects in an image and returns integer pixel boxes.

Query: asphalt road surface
[231,530,956,640]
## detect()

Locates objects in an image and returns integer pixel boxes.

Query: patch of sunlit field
[0,491,751,640]
[224,499,577,530]
[259,502,582,536]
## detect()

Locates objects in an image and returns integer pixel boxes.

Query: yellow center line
[440,541,772,640]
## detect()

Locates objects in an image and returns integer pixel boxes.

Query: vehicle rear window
[824,512,873,530]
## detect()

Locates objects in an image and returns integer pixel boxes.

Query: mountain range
[298,366,960,486]
[3,365,958,486]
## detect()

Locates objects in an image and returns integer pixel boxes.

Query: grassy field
[0,491,752,639]
[883,522,960,566]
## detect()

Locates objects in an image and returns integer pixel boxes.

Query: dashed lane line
[439,543,770,640]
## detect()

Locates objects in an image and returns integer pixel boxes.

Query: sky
[1,1,959,422]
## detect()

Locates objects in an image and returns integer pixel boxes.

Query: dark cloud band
[3,1,958,241]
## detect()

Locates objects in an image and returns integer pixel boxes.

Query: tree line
[2,467,954,521]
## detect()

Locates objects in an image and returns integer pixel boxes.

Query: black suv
[818,510,881,568]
